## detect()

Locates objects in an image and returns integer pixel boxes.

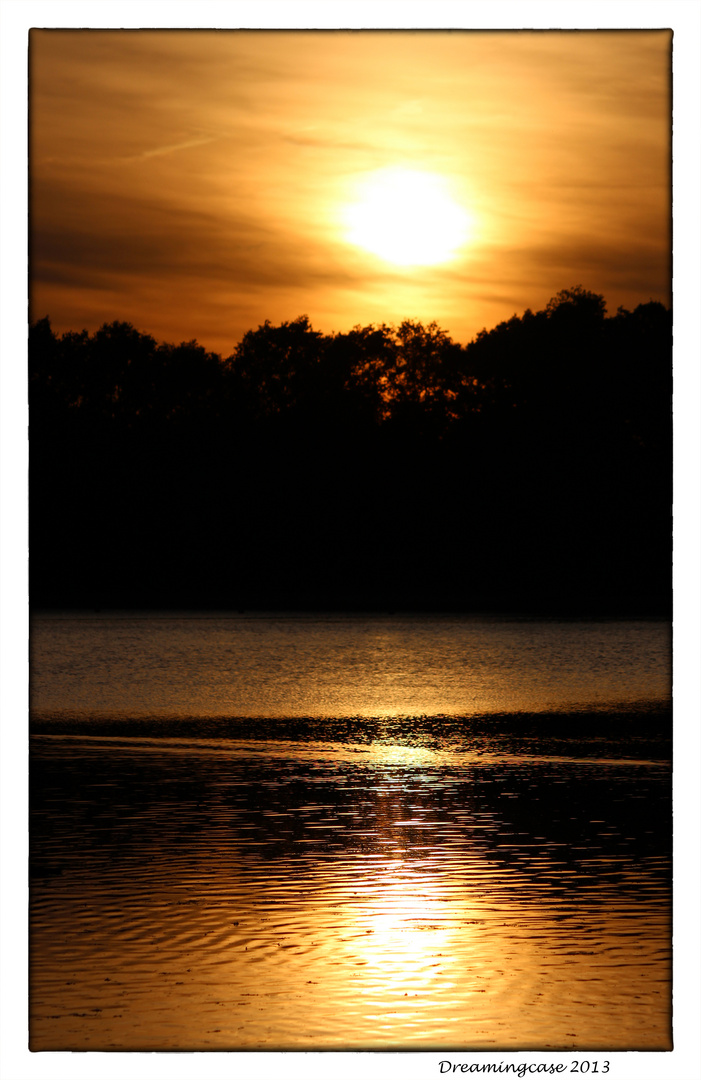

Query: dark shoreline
[30,703,672,761]
[30,602,673,618]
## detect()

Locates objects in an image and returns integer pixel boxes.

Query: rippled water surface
[30,612,670,719]
[29,613,671,1051]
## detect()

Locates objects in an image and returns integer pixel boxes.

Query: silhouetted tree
[29,287,671,613]
[225,316,328,421]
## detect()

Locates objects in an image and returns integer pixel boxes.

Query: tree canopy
[29,288,671,613]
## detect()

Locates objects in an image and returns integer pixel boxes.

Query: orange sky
[30,29,671,354]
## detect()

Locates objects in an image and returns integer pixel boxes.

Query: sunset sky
[30,28,671,354]
[3,9,701,1080]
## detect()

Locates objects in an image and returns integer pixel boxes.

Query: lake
[29,612,671,1051]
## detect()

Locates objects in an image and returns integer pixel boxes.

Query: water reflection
[328,866,486,1016]
[31,613,671,720]
[30,734,671,1050]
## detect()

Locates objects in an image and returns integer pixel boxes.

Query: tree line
[29,287,671,613]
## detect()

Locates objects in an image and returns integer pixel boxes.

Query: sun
[342,167,472,267]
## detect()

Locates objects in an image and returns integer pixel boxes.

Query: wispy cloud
[29,29,671,352]
[120,134,217,162]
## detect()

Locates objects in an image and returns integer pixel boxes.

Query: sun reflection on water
[312,853,496,1041]
[362,742,436,767]
[29,703,672,1051]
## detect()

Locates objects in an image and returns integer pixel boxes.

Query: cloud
[29,29,671,352]
[120,135,218,162]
